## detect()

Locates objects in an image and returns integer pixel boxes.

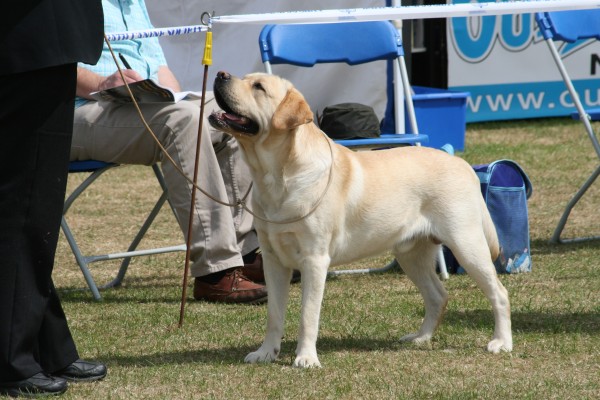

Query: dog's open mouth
[209,90,259,135]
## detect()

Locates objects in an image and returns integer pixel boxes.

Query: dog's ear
[271,88,314,131]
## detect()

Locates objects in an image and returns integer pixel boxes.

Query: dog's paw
[400,332,432,346]
[293,354,321,368]
[487,338,512,353]
[244,348,278,364]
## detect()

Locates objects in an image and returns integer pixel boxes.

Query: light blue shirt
[76,0,167,107]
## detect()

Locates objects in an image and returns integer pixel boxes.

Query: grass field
[53,117,599,399]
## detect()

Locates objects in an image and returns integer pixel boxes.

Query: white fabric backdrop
[145,0,390,119]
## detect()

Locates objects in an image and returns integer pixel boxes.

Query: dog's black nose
[217,71,231,81]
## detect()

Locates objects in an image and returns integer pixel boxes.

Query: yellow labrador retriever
[209,71,512,368]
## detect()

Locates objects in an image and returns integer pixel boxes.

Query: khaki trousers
[71,94,257,277]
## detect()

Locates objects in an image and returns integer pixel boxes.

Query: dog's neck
[241,123,333,218]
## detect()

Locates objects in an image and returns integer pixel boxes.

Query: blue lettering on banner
[451,80,600,122]
[500,13,532,51]
[450,0,535,62]
[451,13,496,62]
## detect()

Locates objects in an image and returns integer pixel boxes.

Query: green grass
[54,117,600,399]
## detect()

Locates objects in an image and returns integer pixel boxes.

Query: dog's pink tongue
[224,113,248,124]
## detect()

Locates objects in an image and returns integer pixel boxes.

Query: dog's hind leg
[395,241,448,346]
[449,235,513,353]
[245,261,292,364]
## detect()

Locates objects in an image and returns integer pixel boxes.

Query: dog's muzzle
[209,71,259,135]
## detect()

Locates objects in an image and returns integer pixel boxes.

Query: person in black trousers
[0,1,108,397]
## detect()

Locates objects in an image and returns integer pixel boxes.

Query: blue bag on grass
[444,160,533,274]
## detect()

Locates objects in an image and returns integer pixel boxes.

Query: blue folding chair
[259,21,428,150]
[536,10,600,244]
[63,161,186,300]
[258,21,449,279]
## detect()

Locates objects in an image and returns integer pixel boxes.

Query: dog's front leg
[245,263,292,365]
[294,261,328,368]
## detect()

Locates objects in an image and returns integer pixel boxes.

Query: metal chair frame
[536,10,600,244]
[62,161,186,300]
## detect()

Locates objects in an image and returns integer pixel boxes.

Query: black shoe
[0,372,67,397]
[53,360,107,382]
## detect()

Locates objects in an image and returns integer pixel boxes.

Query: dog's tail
[481,198,500,261]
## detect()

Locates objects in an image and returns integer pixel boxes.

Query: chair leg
[101,189,171,289]
[62,166,116,301]
[64,163,186,299]
[438,247,449,281]
[544,38,600,244]
[61,217,103,300]
[100,164,185,290]
[327,258,399,277]
[550,164,600,244]
[101,164,185,289]
[327,248,449,279]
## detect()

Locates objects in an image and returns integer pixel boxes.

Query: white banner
[145,0,600,123]
[213,0,599,24]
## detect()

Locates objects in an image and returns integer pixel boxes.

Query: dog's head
[209,71,314,141]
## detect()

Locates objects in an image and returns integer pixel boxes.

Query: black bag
[317,103,381,140]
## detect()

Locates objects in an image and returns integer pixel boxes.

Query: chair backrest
[536,10,600,42]
[259,20,424,141]
[259,21,404,68]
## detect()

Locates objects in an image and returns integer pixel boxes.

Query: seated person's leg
[71,96,266,303]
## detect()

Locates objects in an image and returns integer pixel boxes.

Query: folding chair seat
[258,21,449,279]
[535,10,600,244]
[62,160,186,300]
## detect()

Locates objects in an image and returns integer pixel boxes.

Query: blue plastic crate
[405,86,470,151]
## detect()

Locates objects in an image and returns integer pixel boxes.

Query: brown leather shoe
[241,253,265,283]
[194,268,267,304]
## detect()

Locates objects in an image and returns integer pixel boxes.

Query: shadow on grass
[97,337,414,368]
[71,303,599,368]
[530,237,600,255]
[100,346,261,367]
[96,307,599,368]
[444,309,600,335]
[57,271,193,303]
[58,286,187,303]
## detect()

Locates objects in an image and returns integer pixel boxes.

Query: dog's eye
[252,82,265,92]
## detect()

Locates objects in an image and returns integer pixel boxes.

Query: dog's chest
[262,172,276,188]
[262,229,317,269]
[254,168,324,215]
[254,174,286,211]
